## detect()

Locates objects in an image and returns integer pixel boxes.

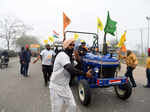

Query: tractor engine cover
[82,53,120,78]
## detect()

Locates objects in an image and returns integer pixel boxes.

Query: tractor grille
[100,68,116,78]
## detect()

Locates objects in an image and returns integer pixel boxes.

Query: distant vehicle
[30,44,40,57]
[0,50,9,68]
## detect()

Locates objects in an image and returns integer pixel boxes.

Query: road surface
[0,57,150,112]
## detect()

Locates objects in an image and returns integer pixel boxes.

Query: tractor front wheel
[114,81,132,100]
[78,79,91,105]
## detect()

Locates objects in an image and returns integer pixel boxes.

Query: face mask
[68,48,74,54]
[47,48,50,50]
[65,48,73,56]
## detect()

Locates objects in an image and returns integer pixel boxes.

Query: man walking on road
[118,50,138,87]
[33,44,56,86]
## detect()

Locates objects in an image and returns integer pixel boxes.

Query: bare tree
[15,35,41,47]
[0,16,27,50]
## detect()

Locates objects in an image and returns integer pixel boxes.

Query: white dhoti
[50,88,76,112]
[49,51,77,112]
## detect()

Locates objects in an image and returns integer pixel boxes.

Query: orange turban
[63,38,75,49]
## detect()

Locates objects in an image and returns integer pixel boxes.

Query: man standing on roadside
[23,44,32,77]
[143,48,150,88]
[19,47,25,75]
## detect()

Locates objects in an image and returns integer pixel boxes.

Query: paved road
[0,58,150,112]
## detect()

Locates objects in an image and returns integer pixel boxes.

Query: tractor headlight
[94,67,99,73]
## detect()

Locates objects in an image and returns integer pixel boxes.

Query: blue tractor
[64,31,132,106]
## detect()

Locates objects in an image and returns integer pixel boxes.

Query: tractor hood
[83,53,119,67]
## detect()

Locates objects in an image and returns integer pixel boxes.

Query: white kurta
[40,49,56,65]
[49,52,76,112]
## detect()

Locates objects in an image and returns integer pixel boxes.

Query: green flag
[104,11,117,36]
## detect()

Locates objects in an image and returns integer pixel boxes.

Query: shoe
[143,85,150,88]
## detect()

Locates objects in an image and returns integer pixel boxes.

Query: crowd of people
[18,38,150,112]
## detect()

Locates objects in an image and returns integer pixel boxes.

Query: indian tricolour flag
[53,30,59,38]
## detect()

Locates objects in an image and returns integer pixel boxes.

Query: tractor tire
[78,79,91,105]
[114,81,132,100]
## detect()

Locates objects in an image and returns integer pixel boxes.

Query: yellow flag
[80,40,84,42]
[117,31,126,47]
[97,17,104,31]
[74,33,79,40]
[48,36,54,42]
[44,40,48,44]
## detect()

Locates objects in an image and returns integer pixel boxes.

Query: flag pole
[103,32,107,55]
[63,31,66,42]
[97,24,99,34]
[97,25,99,51]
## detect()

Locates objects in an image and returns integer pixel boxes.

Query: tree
[15,35,41,47]
[0,16,27,50]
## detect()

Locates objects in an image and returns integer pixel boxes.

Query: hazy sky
[0,0,150,50]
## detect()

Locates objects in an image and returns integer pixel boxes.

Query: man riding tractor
[74,41,88,70]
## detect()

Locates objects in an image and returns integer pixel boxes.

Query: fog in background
[0,0,150,52]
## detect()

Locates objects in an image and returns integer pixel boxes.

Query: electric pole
[146,16,150,54]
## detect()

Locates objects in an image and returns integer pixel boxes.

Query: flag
[63,12,71,32]
[53,34,59,38]
[104,11,117,36]
[53,30,59,36]
[48,36,54,42]
[117,31,126,47]
[97,17,104,31]
[120,45,127,52]
[74,33,79,40]
[44,40,48,44]
[80,40,84,42]
[52,30,59,38]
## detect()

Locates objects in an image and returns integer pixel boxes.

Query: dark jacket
[19,51,24,63]
[23,50,32,63]
[78,45,88,56]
